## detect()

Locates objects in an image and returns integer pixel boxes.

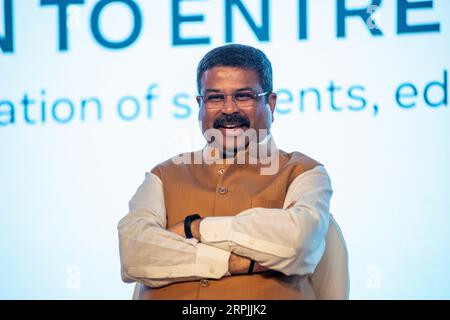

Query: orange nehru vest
[144,145,321,300]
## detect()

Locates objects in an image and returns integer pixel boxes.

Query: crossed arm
[168,218,269,275]
[118,166,332,288]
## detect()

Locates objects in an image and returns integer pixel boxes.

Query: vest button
[218,186,228,194]
[218,168,225,175]
[200,279,209,287]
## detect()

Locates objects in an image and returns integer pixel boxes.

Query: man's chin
[208,137,247,156]
[223,127,251,151]
[223,139,247,155]
[205,126,258,154]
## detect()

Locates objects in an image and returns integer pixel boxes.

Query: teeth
[223,126,245,137]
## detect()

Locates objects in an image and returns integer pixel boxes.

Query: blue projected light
[1,0,449,299]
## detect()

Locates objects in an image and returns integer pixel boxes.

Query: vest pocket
[251,198,284,209]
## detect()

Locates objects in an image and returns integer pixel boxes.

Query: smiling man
[118,44,333,300]
[197,64,274,157]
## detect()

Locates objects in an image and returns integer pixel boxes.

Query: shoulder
[279,149,323,171]
[278,149,326,184]
[150,150,201,179]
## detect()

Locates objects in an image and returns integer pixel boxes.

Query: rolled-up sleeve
[118,172,230,288]
[200,165,332,276]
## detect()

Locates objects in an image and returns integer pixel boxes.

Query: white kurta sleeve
[199,165,332,276]
[118,172,230,288]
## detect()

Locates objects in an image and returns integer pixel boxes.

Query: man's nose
[222,95,240,114]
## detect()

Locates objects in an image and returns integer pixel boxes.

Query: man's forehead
[200,66,261,91]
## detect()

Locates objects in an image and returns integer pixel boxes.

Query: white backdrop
[1,0,449,299]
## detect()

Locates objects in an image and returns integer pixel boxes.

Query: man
[118,44,333,299]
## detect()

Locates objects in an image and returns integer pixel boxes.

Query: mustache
[213,113,250,129]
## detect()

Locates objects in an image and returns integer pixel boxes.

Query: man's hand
[168,218,270,275]
[228,253,269,275]
[167,218,202,240]
[190,219,201,240]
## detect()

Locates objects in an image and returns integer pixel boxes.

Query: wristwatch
[248,259,256,275]
[184,214,202,238]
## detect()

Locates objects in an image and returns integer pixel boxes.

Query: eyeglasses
[198,91,270,109]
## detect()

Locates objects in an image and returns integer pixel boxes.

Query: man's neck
[222,148,240,159]
[219,133,272,159]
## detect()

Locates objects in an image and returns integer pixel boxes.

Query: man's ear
[268,92,277,122]
[196,96,201,107]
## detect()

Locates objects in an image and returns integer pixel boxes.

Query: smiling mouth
[218,124,248,137]
[220,123,248,129]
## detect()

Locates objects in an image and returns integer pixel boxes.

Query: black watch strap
[184,214,202,238]
[248,259,256,275]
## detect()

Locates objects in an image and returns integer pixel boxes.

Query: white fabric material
[200,165,332,275]
[131,216,350,300]
[118,172,230,288]
[118,165,333,288]
[310,215,350,299]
